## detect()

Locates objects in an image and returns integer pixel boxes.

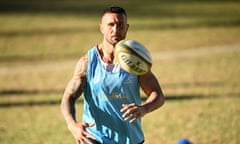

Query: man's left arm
[139,71,165,114]
[121,71,164,123]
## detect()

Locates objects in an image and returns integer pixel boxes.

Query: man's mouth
[112,36,122,41]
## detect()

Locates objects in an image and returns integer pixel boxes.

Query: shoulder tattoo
[64,55,88,97]
[73,55,88,79]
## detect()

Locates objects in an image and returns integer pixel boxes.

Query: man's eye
[108,23,115,26]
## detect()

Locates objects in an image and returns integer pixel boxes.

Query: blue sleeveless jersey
[82,46,144,144]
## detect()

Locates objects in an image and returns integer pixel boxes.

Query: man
[61,6,164,144]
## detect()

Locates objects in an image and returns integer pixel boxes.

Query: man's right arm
[61,55,96,144]
[60,55,88,130]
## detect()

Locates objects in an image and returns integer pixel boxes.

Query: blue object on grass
[176,139,192,144]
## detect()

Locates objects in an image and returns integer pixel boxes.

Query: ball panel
[118,52,149,75]
[123,40,152,65]
[114,39,152,75]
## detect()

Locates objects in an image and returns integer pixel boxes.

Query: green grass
[0,0,240,143]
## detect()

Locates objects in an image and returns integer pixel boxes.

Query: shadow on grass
[0,92,239,108]
[0,89,63,96]
[0,100,61,108]
[1,19,240,38]
[0,26,98,38]
[1,79,239,108]
[1,0,240,35]
[0,0,239,17]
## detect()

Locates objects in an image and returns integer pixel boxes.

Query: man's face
[100,13,129,45]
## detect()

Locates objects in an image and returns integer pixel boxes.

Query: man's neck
[98,41,115,64]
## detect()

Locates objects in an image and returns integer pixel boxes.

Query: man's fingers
[84,130,96,140]
[88,122,95,127]
[121,104,137,117]
[76,139,80,144]
[120,103,135,112]
[129,117,137,123]
[121,103,144,123]
[82,122,96,140]
[77,130,94,144]
[83,122,95,127]
[81,136,93,144]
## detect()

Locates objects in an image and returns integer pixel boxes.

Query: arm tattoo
[64,56,88,98]
[61,56,88,122]
[64,77,86,98]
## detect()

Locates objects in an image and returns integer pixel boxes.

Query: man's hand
[121,103,147,123]
[68,122,96,144]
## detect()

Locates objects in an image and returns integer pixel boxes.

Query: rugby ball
[114,39,152,75]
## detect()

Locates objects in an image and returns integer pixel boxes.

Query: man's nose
[112,25,120,33]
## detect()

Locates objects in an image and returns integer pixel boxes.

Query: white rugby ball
[114,39,152,75]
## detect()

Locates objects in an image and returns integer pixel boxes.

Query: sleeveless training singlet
[82,46,144,144]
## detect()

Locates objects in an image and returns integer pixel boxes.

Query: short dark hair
[102,6,127,17]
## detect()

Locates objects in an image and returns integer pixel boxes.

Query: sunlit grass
[0,96,239,144]
[143,97,240,144]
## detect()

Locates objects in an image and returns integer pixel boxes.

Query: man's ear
[126,24,129,31]
[99,23,104,34]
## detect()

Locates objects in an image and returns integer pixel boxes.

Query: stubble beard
[109,35,126,46]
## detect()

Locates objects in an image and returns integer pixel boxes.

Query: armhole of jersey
[86,46,97,77]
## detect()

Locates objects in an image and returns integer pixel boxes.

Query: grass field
[0,0,240,144]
